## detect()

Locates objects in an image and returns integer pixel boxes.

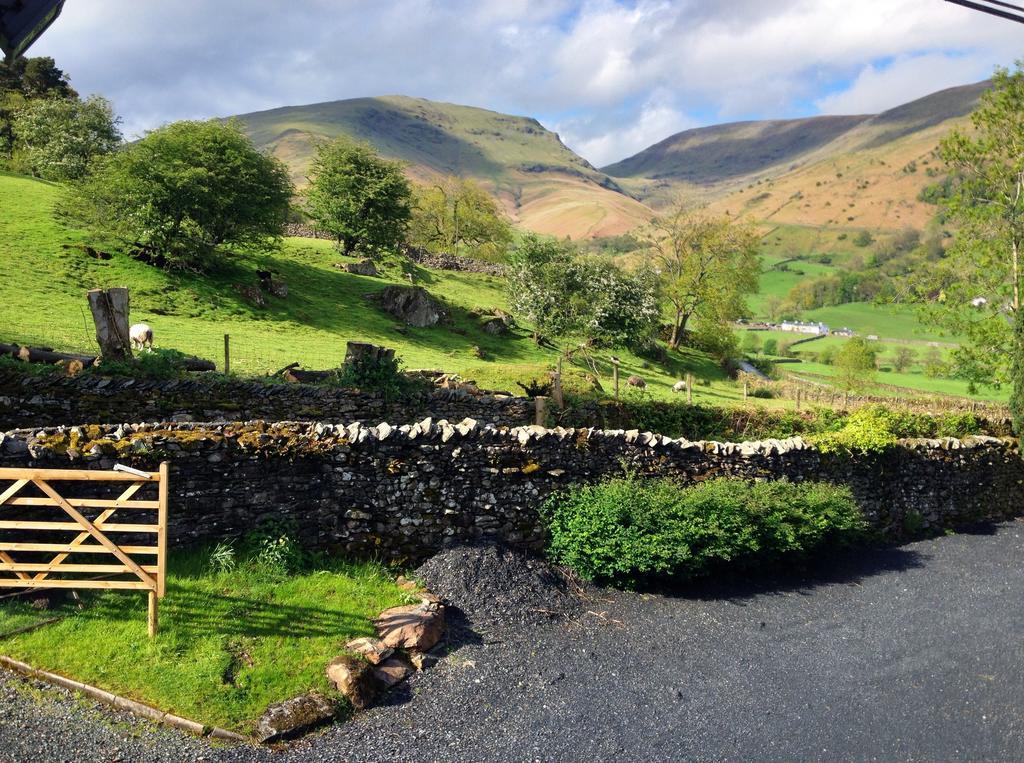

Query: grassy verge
[0,546,409,736]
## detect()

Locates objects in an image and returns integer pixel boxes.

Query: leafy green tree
[66,120,292,269]
[834,337,877,393]
[642,205,760,350]
[409,176,512,259]
[12,95,120,180]
[304,138,411,255]
[891,346,917,374]
[741,331,762,355]
[762,338,779,356]
[0,55,77,164]
[919,64,1024,432]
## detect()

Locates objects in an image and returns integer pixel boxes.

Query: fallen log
[0,343,215,373]
[0,344,98,367]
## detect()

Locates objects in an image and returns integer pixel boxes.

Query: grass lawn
[0,548,410,736]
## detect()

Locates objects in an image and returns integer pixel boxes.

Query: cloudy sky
[30,0,1023,166]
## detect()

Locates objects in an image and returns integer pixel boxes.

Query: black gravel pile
[414,542,583,634]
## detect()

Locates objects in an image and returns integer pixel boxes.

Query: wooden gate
[0,464,168,636]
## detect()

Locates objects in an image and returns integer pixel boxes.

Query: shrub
[812,405,901,454]
[543,477,865,586]
[750,387,775,399]
[88,348,195,380]
[332,351,427,401]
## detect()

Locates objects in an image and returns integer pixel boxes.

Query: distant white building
[780,320,830,336]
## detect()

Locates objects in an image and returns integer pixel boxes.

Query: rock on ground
[255,691,335,743]
[414,542,583,635]
[373,285,443,327]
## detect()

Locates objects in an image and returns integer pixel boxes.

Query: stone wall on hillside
[0,369,533,430]
[1,420,1020,563]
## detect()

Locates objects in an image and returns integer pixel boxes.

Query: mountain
[603,81,988,232]
[232,95,652,240]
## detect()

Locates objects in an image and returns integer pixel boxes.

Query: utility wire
[944,0,1024,23]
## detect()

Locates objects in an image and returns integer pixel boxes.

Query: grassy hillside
[0,171,747,405]
[233,96,653,240]
[603,115,871,186]
[605,81,987,235]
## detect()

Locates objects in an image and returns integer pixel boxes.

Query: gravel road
[2,523,1024,762]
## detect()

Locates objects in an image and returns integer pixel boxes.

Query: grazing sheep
[626,374,646,389]
[672,380,688,393]
[129,323,153,350]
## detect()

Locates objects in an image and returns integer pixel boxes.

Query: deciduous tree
[642,205,760,350]
[304,138,411,255]
[409,176,511,259]
[921,63,1024,432]
[66,120,292,269]
[12,94,120,180]
[834,337,877,394]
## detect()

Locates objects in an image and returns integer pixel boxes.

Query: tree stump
[344,342,395,367]
[86,288,132,361]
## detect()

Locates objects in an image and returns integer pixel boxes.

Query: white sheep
[672,380,688,393]
[130,322,153,350]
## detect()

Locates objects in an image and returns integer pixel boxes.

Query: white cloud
[24,0,1024,163]
[815,53,996,115]
[557,91,697,167]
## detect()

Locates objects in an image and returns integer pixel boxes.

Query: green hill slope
[233,96,653,240]
[0,171,733,403]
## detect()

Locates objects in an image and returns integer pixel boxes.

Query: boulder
[255,691,336,743]
[372,654,414,688]
[326,655,384,710]
[344,259,379,277]
[373,286,443,327]
[481,316,509,336]
[345,637,393,665]
[373,600,445,652]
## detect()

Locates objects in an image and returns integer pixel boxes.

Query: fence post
[686,373,693,404]
[553,356,564,409]
[796,388,802,411]
[223,334,230,375]
[534,396,548,426]
[743,380,748,401]
[612,360,620,402]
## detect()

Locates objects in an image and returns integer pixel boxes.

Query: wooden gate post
[612,360,620,402]
[534,396,548,426]
[687,373,694,404]
[87,288,132,361]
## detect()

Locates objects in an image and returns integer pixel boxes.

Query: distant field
[801,303,955,343]
[788,360,1007,402]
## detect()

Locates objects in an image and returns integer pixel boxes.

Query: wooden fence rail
[0,464,168,636]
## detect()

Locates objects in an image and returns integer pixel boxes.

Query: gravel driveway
[2,523,1024,762]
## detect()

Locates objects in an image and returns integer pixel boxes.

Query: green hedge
[543,477,866,587]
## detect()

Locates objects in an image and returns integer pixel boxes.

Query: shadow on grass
[77,586,371,639]
[649,544,927,604]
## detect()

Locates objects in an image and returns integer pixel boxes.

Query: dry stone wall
[0,369,532,430]
[1,420,1020,562]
